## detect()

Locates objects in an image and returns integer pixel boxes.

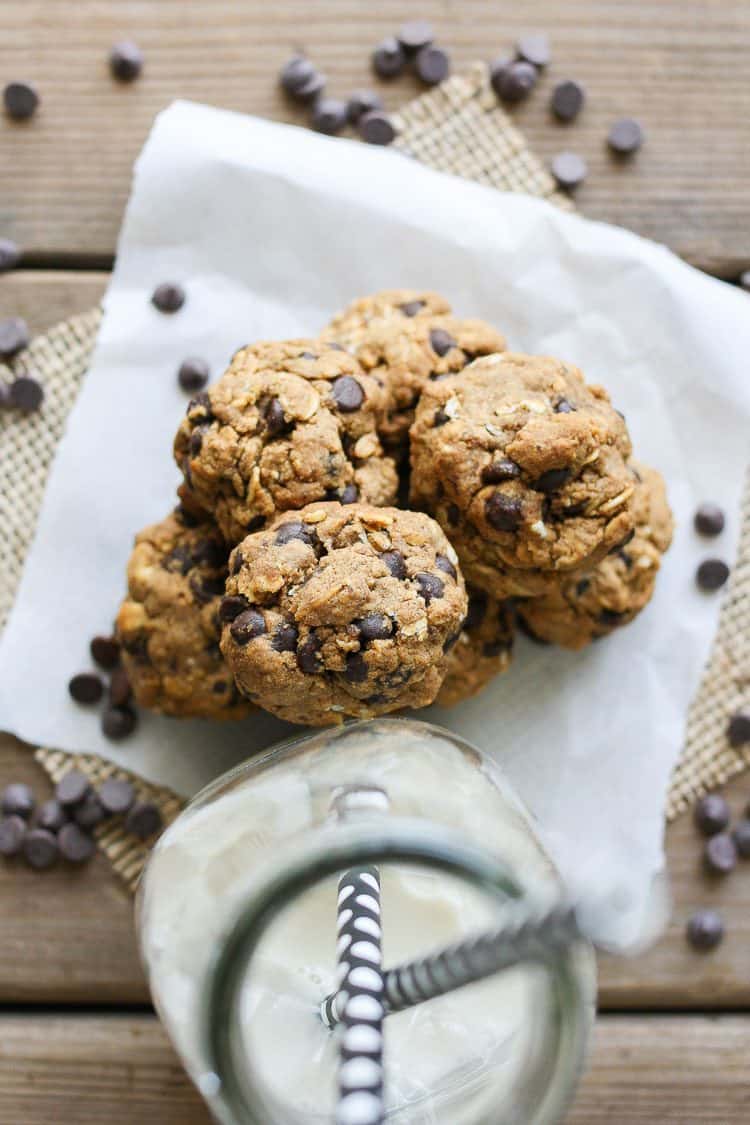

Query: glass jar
[137,717,596,1124]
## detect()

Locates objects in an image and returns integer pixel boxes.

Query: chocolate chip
[399,299,425,317]
[694,503,725,537]
[517,32,551,67]
[534,467,571,493]
[3,81,39,121]
[429,328,457,357]
[90,635,120,669]
[554,398,576,413]
[108,667,132,708]
[9,375,44,413]
[551,79,585,122]
[230,610,267,645]
[58,823,96,864]
[704,832,737,875]
[151,282,185,313]
[398,19,434,52]
[125,801,163,841]
[435,554,457,579]
[359,613,393,641]
[485,493,523,531]
[381,550,407,579]
[110,41,143,81]
[23,828,58,869]
[576,578,591,596]
[101,705,138,741]
[275,521,318,549]
[727,710,750,748]
[446,502,461,527]
[607,117,644,156]
[482,460,521,484]
[340,483,358,504]
[190,426,208,458]
[56,771,90,808]
[344,653,369,683]
[178,357,210,393]
[372,37,406,79]
[280,54,317,96]
[122,634,150,665]
[332,375,365,412]
[696,558,730,591]
[0,815,27,856]
[489,56,513,98]
[261,397,289,436]
[68,672,104,705]
[347,89,383,123]
[219,595,249,623]
[312,97,348,136]
[0,317,30,358]
[551,152,587,191]
[358,110,396,146]
[2,783,35,819]
[99,778,135,816]
[415,45,450,86]
[686,910,724,951]
[37,800,68,834]
[495,61,537,104]
[694,793,731,836]
[415,572,444,604]
[0,238,21,272]
[296,634,322,674]
[732,819,750,858]
[272,622,299,653]
[433,408,451,427]
[73,793,107,831]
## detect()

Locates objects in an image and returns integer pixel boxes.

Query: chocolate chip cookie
[410,353,635,598]
[220,501,467,725]
[515,462,673,649]
[116,511,252,719]
[437,588,514,707]
[174,340,398,545]
[327,289,506,451]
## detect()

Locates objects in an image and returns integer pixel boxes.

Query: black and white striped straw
[327,865,385,1125]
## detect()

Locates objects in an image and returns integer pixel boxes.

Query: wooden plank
[0,1013,748,1123]
[0,270,107,335]
[0,2,749,274]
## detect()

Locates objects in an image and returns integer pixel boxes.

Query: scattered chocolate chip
[2,783,35,819]
[275,521,318,549]
[312,97,348,136]
[429,328,457,357]
[332,375,365,412]
[704,832,737,875]
[296,634,322,674]
[294,70,327,102]
[125,801,163,841]
[534,467,572,493]
[727,710,750,747]
[381,550,407,579]
[58,822,96,863]
[23,828,58,869]
[358,110,396,146]
[517,32,550,68]
[73,793,107,831]
[372,37,406,79]
[347,89,383,123]
[359,613,393,641]
[68,672,104,705]
[694,503,725,537]
[399,299,425,317]
[495,61,537,104]
[101,705,138,741]
[0,239,21,272]
[344,653,369,683]
[696,558,730,591]
[272,622,299,653]
[0,317,30,358]
[446,502,461,527]
[398,19,434,52]
[551,151,587,191]
[489,56,513,98]
[554,398,576,413]
[607,117,644,156]
[56,771,90,808]
[415,572,444,604]
[37,799,68,834]
[110,41,143,82]
[0,815,27,856]
[3,81,39,121]
[551,79,585,122]
[99,778,135,816]
[9,375,44,413]
[178,357,210,393]
[0,384,10,410]
[694,793,731,836]
[435,554,457,579]
[108,666,132,708]
[151,282,185,313]
[230,609,267,645]
[340,483,358,504]
[732,819,750,858]
[485,493,523,531]
[280,54,317,97]
[219,595,249,623]
[686,909,724,952]
[415,45,450,86]
[90,635,120,669]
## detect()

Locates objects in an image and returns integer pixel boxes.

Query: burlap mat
[2,66,748,893]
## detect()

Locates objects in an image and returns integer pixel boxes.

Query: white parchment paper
[1,101,749,946]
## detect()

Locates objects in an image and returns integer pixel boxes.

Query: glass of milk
[137,717,596,1124]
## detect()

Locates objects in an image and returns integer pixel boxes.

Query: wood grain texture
[0,1013,748,1123]
[0,271,107,334]
[0,2,749,273]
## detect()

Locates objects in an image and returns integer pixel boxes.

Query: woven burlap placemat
[2,66,748,893]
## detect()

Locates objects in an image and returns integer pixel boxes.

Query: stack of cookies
[116,290,673,727]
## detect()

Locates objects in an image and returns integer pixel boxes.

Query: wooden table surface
[1,3,749,1122]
